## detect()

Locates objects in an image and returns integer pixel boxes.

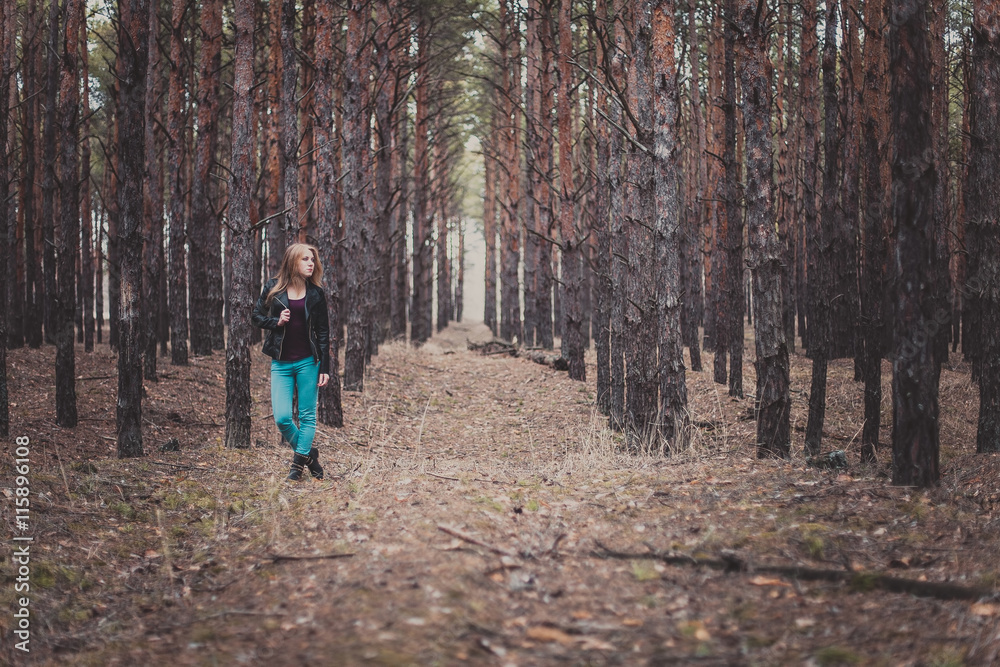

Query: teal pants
[271,357,319,455]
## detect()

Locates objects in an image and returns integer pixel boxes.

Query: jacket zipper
[276,293,288,360]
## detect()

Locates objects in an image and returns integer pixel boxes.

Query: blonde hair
[266,243,323,305]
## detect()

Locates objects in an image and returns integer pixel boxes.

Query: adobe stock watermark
[10,436,33,654]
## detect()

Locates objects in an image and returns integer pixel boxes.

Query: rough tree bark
[625,1,658,448]
[735,0,791,459]
[608,36,626,430]
[315,0,343,426]
[722,0,743,399]
[143,0,163,379]
[225,0,255,449]
[499,0,522,345]
[55,0,83,428]
[860,0,889,463]
[652,0,688,448]
[593,0,612,413]
[411,14,433,345]
[342,0,375,390]
[535,0,555,350]
[888,0,940,487]
[683,0,704,372]
[167,0,188,365]
[41,0,58,346]
[0,0,11,435]
[557,0,583,378]
[966,0,1000,453]
[280,0,298,244]
[80,12,94,353]
[117,0,151,457]
[189,0,224,356]
[805,0,838,457]
[483,123,498,337]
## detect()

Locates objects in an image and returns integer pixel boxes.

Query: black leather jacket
[251,278,331,375]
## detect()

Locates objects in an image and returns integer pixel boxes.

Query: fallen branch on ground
[591,542,993,602]
[264,552,355,563]
[438,524,517,558]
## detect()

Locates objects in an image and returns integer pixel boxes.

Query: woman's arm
[312,289,331,376]
[251,281,280,329]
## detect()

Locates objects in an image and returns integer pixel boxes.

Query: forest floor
[3,321,1000,666]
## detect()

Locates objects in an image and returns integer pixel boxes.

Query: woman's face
[297,252,315,280]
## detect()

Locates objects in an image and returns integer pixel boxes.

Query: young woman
[252,243,331,481]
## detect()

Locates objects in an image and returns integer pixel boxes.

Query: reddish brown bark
[143,0,164,379]
[167,0,188,364]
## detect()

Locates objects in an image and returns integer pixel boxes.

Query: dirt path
[4,324,1000,665]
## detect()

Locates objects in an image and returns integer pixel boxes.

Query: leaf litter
[1,321,999,665]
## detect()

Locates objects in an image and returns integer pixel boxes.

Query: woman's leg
[291,357,320,455]
[271,360,301,446]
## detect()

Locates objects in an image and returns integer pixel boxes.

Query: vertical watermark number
[12,435,32,653]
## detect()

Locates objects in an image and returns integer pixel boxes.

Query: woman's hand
[277,308,291,326]
[318,374,330,387]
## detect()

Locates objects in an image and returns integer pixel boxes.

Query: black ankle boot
[287,452,310,481]
[306,447,324,481]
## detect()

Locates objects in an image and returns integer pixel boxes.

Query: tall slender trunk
[625,1,658,448]
[280,0,298,244]
[342,0,374,390]
[966,0,1000,452]
[56,0,84,427]
[167,0,188,364]
[315,0,343,426]
[264,0,283,275]
[143,0,164,379]
[723,0,743,398]
[860,0,889,462]
[226,0,257,448]
[805,0,838,457]
[80,13,93,353]
[888,0,940,487]
[189,0,224,356]
[374,0,395,345]
[683,1,704,372]
[22,0,42,349]
[930,1,950,362]
[41,0,59,345]
[522,0,541,347]
[411,15,432,344]
[608,39,626,430]
[557,0,583,378]
[535,2,555,350]
[6,4,21,351]
[735,0,791,459]
[593,0,612,413]
[706,5,725,378]
[0,0,12,435]
[842,0,863,381]
[498,0,522,345]
[390,96,409,340]
[483,127,498,336]
[652,0,687,448]
[117,0,150,457]
[800,0,820,356]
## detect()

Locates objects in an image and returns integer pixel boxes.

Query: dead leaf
[622,618,643,627]
[571,610,592,620]
[578,636,615,650]
[749,576,791,587]
[795,618,816,628]
[526,626,573,644]
[971,603,1000,617]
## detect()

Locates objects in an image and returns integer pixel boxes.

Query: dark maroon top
[280,297,312,362]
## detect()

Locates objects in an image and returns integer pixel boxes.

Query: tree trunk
[373,0,395,346]
[860,0,889,463]
[226,0,256,448]
[21,0,41,350]
[498,0,522,345]
[189,0,223,356]
[342,0,375,390]
[608,40,626,430]
[800,0,820,358]
[167,0,188,365]
[557,0,583,378]
[315,0,343,427]
[263,0,283,276]
[652,0,688,448]
[411,15,433,345]
[522,0,541,348]
[535,2,555,350]
[41,0,59,346]
[888,0,940,487]
[722,0,743,399]
[625,1,658,448]
[735,0,791,459]
[117,0,150,458]
[143,0,163,380]
[6,1,21,352]
[966,0,1000,453]
[483,125,498,336]
[80,12,94,353]
[683,1,704,372]
[593,0,612,413]
[280,0,298,244]
[0,0,12,435]
[805,0,838,457]
[390,94,409,340]
[56,0,83,427]
[842,0,863,381]
[706,5,726,381]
